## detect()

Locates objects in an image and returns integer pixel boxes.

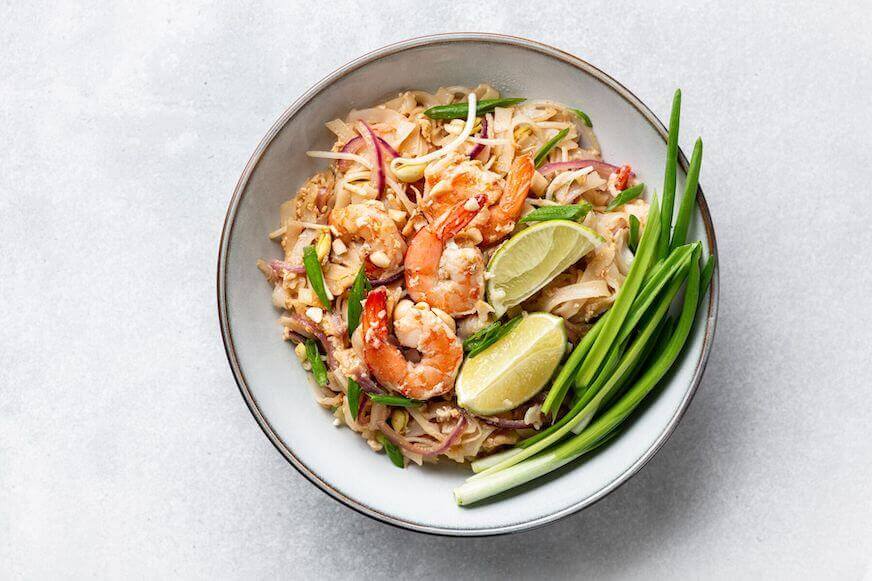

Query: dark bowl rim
[217,32,720,537]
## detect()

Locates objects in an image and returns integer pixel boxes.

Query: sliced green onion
[464,316,522,358]
[305,339,328,386]
[347,377,361,419]
[423,98,526,120]
[670,137,703,250]
[368,394,421,407]
[572,108,593,127]
[657,89,682,260]
[519,203,591,223]
[462,320,501,352]
[605,183,645,211]
[346,265,371,338]
[534,127,570,168]
[303,245,331,310]
[628,214,640,253]
[377,434,405,468]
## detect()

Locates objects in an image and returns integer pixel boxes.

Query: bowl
[218,33,719,536]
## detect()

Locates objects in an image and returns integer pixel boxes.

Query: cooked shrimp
[405,193,487,316]
[477,154,534,245]
[361,288,463,400]
[421,153,503,225]
[421,153,535,245]
[328,201,406,276]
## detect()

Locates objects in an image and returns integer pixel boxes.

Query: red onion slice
[338,136,365,171]
[367,267,405,287]
[287,314,338,370]
[357,121,384,194]
[353,372,384,395]
[376,137,399,158]
[538,159,634,180]
[269,259,306,275]
[377,416,468,457]
[339,135,397,172]
[468,116,489,160]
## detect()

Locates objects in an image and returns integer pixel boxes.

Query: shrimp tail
[434,193,488,241]
[479,154,535,244]
[362,287,390,346]
[498,154,534,219]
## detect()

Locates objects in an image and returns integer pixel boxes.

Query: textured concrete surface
[1,1,871,579]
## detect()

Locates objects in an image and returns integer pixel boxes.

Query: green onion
[540,316,605,415]
[628,215,640,253]
[469,263,686,479]
[541,240,691,416]
[575,196,662,389]
[368,393,421,407]
[572,108,593,128]
[377,434,405,468]
[534,127,570,168]
[600,316,674,410]
[455,253,701,505]
[670,137,703,250]
[605,183,645,212]
[519,203,591,223]
[303,245,331,310]
[347,377,361,419]
[305,339,328,386]
[526,252,691,448]
[462,320,501,351]
[610,244,696,352]
[657,89,682,260]
[346,265,371,338]
[463,316,522,358]
[423,98,526,120]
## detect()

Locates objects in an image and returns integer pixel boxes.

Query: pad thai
[258,85,650,468]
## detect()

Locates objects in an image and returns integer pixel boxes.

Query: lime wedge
[456,313,566,416]
[486,220,603,318]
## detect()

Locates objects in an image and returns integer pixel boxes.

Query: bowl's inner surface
[222,38,713,533]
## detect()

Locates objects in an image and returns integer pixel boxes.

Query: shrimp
[476,154,534,244]
[361,288,463,400]
[421,153,503,225]
[405,193,488,316]
[328,200,406,276]
[421,153,535,245]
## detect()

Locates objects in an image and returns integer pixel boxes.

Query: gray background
[2,1,870,579]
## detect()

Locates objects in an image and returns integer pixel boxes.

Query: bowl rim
[217,32,720,537]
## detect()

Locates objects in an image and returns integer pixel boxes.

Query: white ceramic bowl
[218,33,718,536]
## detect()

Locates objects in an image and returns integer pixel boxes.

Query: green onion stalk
[657,89,682,261]
[455,252,701,505]
[468,257,689,481]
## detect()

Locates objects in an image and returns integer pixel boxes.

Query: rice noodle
[390,93,478,172]
[306,150,373,168]
[377,417,467,457]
